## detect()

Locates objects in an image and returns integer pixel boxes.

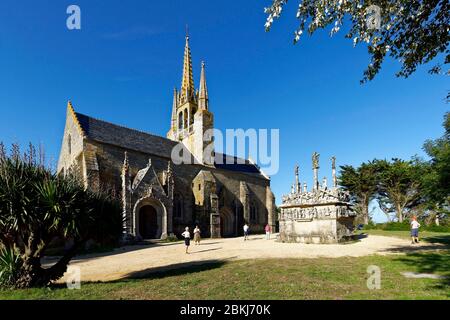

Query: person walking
[243,223,249,241]
[193,225,201,245]
[181,227,191,254]
[265,224,271,240]
[410,216,421,244]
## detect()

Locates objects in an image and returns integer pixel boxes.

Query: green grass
[1,251,448,300]
[360,230,450,246]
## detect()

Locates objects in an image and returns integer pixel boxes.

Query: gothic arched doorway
[134,196,167,240]
[139,205,158,239]
[220,207,235,237]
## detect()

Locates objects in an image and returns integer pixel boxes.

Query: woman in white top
[193,226,201,245]
[243,224,249,241]
[410,216,421,244]
[181,227,191,254]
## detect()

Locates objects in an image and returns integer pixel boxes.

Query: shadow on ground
[49,259,237,290]
[44,240,227,265]
[121,259,232,280]
[394,251,450,293]
[191,248,222,254]
[245,237,265,241]
[423,234,450,247]
[341,233,368,244]
[356,233,369,240]
[380,243,448,254]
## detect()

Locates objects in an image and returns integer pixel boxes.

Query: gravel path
[52,234,444,283]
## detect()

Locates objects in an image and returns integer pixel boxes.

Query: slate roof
[74,112,267,179]
[214,153,262,175]
[76,112,177,158]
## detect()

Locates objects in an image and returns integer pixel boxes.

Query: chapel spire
[180,32,195,103]
[198,61,209,110]
[171,88,178,130]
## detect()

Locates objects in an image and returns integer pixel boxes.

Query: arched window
[190,107,196,125]
[183,109,188,129]
[67,135,72,155]
[178,112,183,130]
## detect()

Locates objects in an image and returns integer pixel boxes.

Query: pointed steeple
[198,61,209,110]
[180,33,195,103]
[171,88,178,130]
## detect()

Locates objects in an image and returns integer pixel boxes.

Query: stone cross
[312,152,320,191]
[331,156,337,188]
[295,165,300,193]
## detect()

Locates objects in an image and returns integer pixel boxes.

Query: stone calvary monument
[279,153,356,244]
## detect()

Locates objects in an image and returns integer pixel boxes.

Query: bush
[0,246,22,288]
[362,221,378,230]
[380,222,411,231]
[423,225,450,232]
[162,235,180,243]
[0,143,123,288]
[362,221,450,233]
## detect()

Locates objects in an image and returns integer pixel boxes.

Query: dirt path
[50,234,445,283]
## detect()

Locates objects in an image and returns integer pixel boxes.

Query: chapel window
[178,112,183,130]
[183,109,188,129]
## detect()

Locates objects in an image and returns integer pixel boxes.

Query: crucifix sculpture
[312,152,320,191]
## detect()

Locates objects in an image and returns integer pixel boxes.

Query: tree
[421,112,450,224]
[339,161,379,224]
[264,0,449,83]
[375,158,424,222]
[0,144,123,288]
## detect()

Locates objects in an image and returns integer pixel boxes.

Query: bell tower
[167,33,214,165]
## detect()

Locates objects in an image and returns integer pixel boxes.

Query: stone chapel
[57,35,276,240]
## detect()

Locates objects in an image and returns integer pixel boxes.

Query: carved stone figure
[312,152,320,169]
[331,156,337,188]
[322,177,328,190]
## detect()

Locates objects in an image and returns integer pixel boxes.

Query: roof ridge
[67,101,86,137]
[75,111,178,144]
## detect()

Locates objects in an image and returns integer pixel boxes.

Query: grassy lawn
[360,230,450,246]
[1,251,448,300]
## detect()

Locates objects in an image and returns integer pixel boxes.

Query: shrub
[0,245,22,288]
[362,221,450,233]
[380,222,411,231]
[0,143,123,288]
[165,235,180,242]
[423,225,450,233]
[362,221,377,230]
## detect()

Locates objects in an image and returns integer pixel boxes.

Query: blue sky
[0,1,448,222]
